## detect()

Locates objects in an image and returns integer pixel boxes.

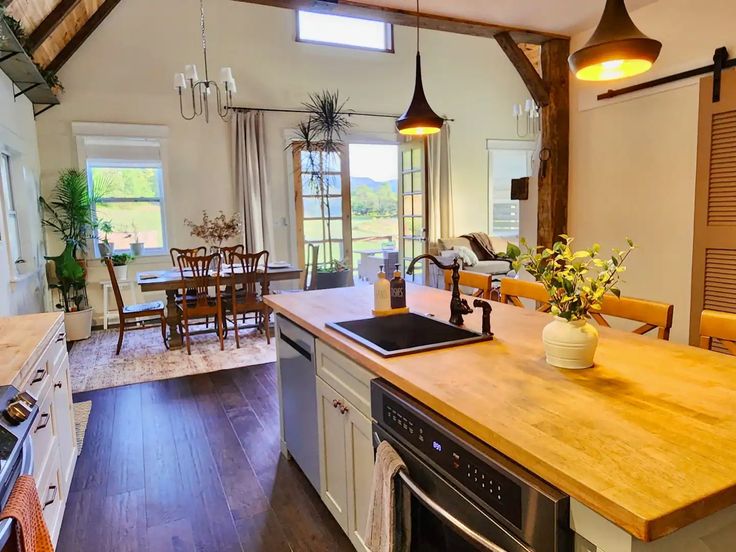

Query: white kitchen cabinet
[52,353,76,495]
[317,376,349,530]
[314,339,376,551]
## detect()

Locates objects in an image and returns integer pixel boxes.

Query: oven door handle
[374,432,532,552]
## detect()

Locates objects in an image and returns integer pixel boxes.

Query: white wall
[35,0,528,322]
[0,71,46,316]
[569,0,736,343]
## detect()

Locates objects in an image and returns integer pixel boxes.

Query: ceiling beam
[25,0,82,53]
[494,31,549,107]
[231,0,566,44]
[46,0,121,73]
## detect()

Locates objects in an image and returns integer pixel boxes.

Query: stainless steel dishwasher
[277,314,320,491]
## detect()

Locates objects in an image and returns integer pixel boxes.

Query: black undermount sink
[326,312,490,357]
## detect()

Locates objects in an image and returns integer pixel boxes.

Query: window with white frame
[0,152,23,268]
[296,10,393,52]
[74,124,169,257]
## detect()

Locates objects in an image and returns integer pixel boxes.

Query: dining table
[137,265,302,349]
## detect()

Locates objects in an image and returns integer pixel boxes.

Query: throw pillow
[451,245,479,267]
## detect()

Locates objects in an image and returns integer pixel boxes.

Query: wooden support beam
[25,0,82,53]
[45,0,121,73]
[537,38,570,249]
[494,31,549,107]
[232,0,566,45]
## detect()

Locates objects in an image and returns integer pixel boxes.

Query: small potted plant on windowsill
[103,253,134,281]
[129,223,145,257]
[507,235,635,369]
[97,220,115,257]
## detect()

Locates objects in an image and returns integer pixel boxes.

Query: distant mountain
[351,176,398,194]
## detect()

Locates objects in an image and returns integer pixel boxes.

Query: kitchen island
[265,285,736,551]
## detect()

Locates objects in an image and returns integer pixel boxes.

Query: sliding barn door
[690,69,736,346]
[398,139,428,284]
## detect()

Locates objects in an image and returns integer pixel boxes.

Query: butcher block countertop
[265,285,736,542]
[0,312,63,386]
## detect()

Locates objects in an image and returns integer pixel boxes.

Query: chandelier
[173,0,236,122]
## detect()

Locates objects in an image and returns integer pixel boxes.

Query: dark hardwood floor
[58,363,353,552]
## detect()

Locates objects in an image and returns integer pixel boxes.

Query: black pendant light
[396,0,444,135]
[569,0,661,82]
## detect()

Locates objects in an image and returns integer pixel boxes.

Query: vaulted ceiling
[3,0,121,72]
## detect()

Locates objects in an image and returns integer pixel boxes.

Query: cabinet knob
[339,404,349,414]
[54,381,62,389]
[332,399,341,409]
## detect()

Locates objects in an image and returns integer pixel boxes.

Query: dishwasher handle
[280,332,312,362]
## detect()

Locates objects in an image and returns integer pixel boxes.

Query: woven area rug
[73,401,92,455]
[69,327,276,393]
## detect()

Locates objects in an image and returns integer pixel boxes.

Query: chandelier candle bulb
[228,79,237,94]
[513,104,522,117]
[524,99,534,112]
[174,73,187,90]
[184,64,198,82]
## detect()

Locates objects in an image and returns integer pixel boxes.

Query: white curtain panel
[232,110,274,253]
[427,123,454,244]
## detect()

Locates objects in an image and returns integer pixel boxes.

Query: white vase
[130,242,145,257]
[542,317,599,369]
[112,264,128,281]
[64,307,94,341]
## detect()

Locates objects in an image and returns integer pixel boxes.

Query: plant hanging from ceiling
[292,90,353,271]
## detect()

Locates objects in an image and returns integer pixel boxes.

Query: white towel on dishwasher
[364,440,411,552]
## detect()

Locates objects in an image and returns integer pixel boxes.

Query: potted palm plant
[293,90,353,289]
[508,236,635,369]
[40,169,101,341]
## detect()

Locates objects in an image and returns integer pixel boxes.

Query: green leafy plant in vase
[103,253,135,281]
[129,223,145,257]
[507,235,635,369]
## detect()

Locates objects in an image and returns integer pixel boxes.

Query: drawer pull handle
[30,368,47,385]
[43,485,57,509]
[54,381,62,389]
[339,404,349,414]
[332,399,340,409]
[34,412,50,432]
[55,332,66,343]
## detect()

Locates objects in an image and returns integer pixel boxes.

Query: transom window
[296,10,393,52]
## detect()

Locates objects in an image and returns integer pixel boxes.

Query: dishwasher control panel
[383,396,522,529]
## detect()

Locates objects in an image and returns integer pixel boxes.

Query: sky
[348,144,398,183]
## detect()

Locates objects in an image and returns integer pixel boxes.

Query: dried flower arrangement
[184,211,241,249]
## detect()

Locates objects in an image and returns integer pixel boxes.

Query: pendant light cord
[416,0,419,52]
[200,0,209,82]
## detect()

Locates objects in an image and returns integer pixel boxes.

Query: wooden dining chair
[170,246,207,265]
[499,278,551,312]
[176,253,224,355]
[224,250,271,347]
[104,258,168,355]
[220,245,245,264]
[699,310,736,354]
[444,270,494,300]
[591,294,674,340]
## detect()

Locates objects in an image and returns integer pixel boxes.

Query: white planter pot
[542,317,599,369]
[64,307,94,342]
[112,264,128,281]
[130,242,145,257]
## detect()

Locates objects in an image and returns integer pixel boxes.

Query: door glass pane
[412,194,423,216]
[411,147,421,170]
[402,150,411,169]
[302,174,340,195]
[412,171,422,192]
[489,149,529,243]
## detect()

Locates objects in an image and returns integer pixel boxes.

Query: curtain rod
[233,105,454,122]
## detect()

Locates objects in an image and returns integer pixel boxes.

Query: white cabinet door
[317,376,349,531]
[52,353,77,495]
[345,404,374,552]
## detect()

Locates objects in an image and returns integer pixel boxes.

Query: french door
[398,139,428,284]
[292,144,353,279]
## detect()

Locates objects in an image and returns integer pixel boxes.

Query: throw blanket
[462,232,497,261]
[364,441,411,552]
[0,475,54,552]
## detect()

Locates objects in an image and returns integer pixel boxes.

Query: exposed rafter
[46,0,121,73]
[494,31,549,107]
[25,0,82,53]
[231,0,567,44]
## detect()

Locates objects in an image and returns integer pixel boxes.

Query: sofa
[436,234,514,276]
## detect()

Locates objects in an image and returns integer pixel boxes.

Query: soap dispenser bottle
[374,265,391,312]
[390,264,406,309]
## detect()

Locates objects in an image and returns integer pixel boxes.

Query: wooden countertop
[0,312,63,386]
[265,285,736,542]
